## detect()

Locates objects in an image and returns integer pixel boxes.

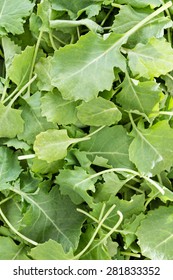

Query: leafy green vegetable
[137,206,173,259]
[0,0,34,35]
[1,0,173,260]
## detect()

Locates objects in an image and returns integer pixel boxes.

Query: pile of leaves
[1,0,173,260]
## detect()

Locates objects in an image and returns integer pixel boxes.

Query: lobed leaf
[128,37,173,79]
[116,74,163,116]
[137,206,173,259]
[129,120,173,176]
[0,0,34,35]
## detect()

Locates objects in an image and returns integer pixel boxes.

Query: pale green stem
[0,195,15,206]
[0,208,38,246]
[18,154,36,160]
[144,191,160,209]
[111,3,123,9]
[99,203,106,221]
[101,7,114,26]
[86,125,105,139]
[7,74,37,107]
[120,251,141,258]
[1,78,10,103]
[26,30,43,97]
[49,32,57,51]
[75,167,165,195]
[142,176,164,195]
[73,205,116,260]
[153,111,173,116]
[76,208,132,235]
[86,211,123,255]
[124,183,144,194]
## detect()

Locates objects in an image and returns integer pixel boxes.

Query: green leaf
[129,120,173,176]
[0,103,24,138]
[116,0,162,8]
[56,167,96,205]
[51,0,102,19]
[116,75,163,116]
[112,5,172,47]
[0,147,21,184]
[95,172,128,202]
[41,90,78,125]
[77,97,122,126]
[128,37,173,79]
[37,0,51,32]
[122,213,145,249]
[8,46,35,88]
[79,126,133,168]
[18,92,56,144]
[137,206,173,259]
[30,239,74,260]
[18,187,84,252]
[2,37,21,75]
[47,31,126,101]
[31,157,64,175]
[35,57,54,91]
[0,237,29,260]
[0,0,34,35]
[34,129,82,163]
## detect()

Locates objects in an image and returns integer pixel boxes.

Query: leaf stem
[85,211,123,257]
[0,195,15,206]
[76,167,165,195]
[0,208,38,246]
[7,74,37,107]
[1,78,10,103]
[25,30,44,98]
[18,154,36,160]
[73,204,116,259]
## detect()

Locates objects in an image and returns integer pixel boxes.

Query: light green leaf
[48,31,126,101]
[0,0,34,35]
[56,167,96,205]
[0,147,22,184]
[18,92,56,144]
[37,0,51,32]
[95,172,128,202]
[17,187,84,252]
[8,46,35,88]
[4,138,30,151]
[30,239,74,260]
[41,91,78,125]
[112,5,172,46]
[34,129,83,163]
[128,37,173,79]
[77,97,122,126]
[51,0,102,19]
[137,206,173,259]
[116,0,162,8]
[2,37,21,75]
[35,57,53,91]
[0,103,24,138]
[79,126,133,168]
[31,157,64,175]
[0,237,29,260]
[122,213,145,249]
[129,120,173,176]
[116,75,163,115]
